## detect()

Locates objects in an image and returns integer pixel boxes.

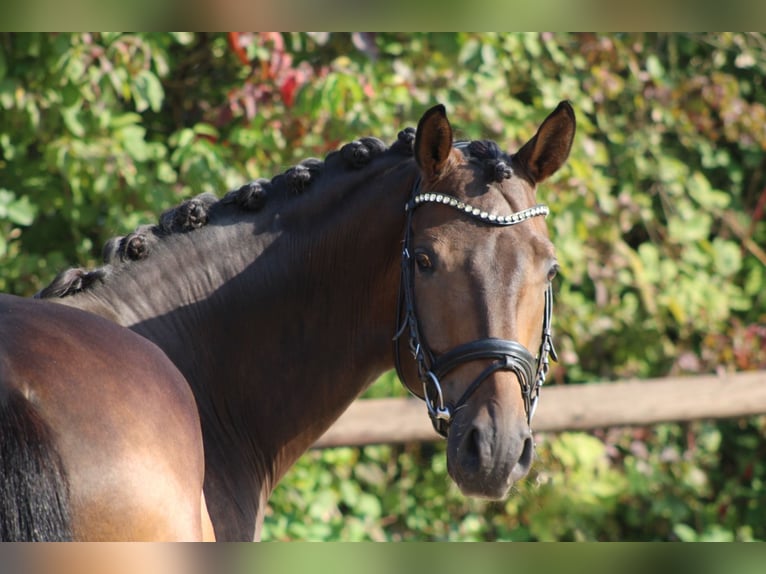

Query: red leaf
[228,32,249,67]
[280,75,298,108]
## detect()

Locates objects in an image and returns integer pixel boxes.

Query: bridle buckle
[423,371,451,423]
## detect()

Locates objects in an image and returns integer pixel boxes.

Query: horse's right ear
[414,104,454,181]
[514,101,576,184]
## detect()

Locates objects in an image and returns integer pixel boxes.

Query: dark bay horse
[0,295,215,540]
[38,101,576,541]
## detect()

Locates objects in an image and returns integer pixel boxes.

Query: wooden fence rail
[314,370,766,448]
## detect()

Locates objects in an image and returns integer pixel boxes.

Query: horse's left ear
[415,104,454,180]
[514,101,576,183]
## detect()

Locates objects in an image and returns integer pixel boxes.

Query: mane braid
[36,126,418,300]
[34,267,110,299]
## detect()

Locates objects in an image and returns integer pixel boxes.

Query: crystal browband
[407,193,549,226]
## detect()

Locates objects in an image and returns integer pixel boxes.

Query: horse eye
[547,263,560,282]
[415,251,433,271]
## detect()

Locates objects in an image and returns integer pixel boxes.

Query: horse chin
[450,470,515,501]
[446,451,517,500]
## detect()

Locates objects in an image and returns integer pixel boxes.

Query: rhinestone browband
[406,193,549,226]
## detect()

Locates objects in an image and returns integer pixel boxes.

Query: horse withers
[0,294,215,541]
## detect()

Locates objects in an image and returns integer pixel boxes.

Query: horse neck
[67,156,415,491]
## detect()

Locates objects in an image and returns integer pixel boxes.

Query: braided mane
[36,125,512,300]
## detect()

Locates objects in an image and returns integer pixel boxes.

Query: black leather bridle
[393,178,558,438]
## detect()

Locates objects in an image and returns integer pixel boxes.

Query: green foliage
[2,32,765,540]
[267,420,766,542]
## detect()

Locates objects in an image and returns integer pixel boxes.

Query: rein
[394,180,558,438]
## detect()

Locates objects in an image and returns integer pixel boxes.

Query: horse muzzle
[445,369,536,499]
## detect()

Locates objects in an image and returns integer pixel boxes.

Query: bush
[2,32,764,540]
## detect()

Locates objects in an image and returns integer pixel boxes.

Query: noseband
[394,179,558,438]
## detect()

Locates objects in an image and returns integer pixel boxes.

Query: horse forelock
[463,140,515,183]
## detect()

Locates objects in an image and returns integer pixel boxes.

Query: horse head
[396,101,575,498]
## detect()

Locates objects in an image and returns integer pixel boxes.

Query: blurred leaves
[1,32,765,540]
[0,189,37,226]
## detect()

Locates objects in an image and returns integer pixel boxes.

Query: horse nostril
[460,426,483,474]
[517,435,534,471]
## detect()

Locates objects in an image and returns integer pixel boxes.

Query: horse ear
[514,101,576,183]
[414,104,454,180]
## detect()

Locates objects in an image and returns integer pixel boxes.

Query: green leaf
[0,189,37,226]
[646,54,666,79]
[355,493,382,519]
[193,123,220,138]
[117,124,148,161]
[744,263,763,296]
[156,162,177,184]
[688,171,730,211]
[110,112,143,128]
[711,238,742,276]
[636,242,661,284]
[1,133,15,160]
[61,105,85,138]
[132,70,164,113]
[668,212,711,243]
[8,196,37,226]
[169,32,195,45]
[170,128,195,149]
